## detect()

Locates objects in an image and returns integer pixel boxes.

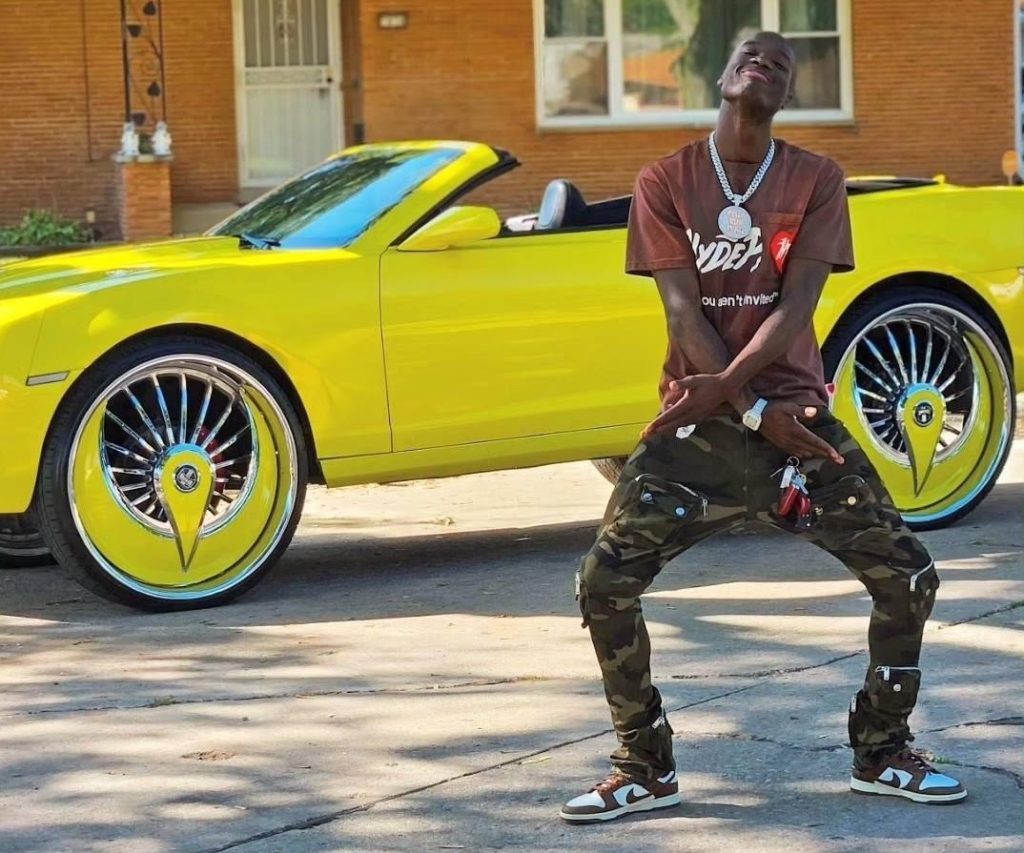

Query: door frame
[231,0,345,191]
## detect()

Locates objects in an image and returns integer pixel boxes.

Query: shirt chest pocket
[759,212,803,278]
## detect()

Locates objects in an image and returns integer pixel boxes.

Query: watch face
[744,412,761,429]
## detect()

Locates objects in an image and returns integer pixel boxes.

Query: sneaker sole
[559,793,682,823]
[849,776,968,804]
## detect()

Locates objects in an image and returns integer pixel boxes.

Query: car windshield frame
[208,146,465,249]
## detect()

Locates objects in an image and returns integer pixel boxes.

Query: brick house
[1,0,1022,241]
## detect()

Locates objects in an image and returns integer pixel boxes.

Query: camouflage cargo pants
[576,410,938,783]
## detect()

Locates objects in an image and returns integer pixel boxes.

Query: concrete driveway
[2,444,1022,852]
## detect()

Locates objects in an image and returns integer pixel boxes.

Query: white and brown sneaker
[559,771,681,822]
[850,748,967,804]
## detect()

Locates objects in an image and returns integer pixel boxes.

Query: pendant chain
[708,132,776,207]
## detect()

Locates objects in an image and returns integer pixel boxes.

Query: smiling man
[560,32,966,823]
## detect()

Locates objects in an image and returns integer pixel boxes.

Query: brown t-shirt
[626,138,854,409]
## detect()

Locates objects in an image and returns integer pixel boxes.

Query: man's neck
[714,101,775,163]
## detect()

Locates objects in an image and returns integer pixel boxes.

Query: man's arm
[652,266,757,415]
[717,257,831,395]
[645,260,844,463]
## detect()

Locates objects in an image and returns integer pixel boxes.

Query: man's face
[719,33,795,115]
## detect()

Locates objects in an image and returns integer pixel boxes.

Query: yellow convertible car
[0,141,1020,610]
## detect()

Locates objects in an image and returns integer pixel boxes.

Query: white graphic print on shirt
[687,227,763,274]
[688,227,779,309]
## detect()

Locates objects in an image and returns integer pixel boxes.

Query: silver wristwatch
[742,398,769,431]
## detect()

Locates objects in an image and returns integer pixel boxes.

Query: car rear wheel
[822,288,1015,530]
[0,515,53,568]
[592,287,1015,530]
[36,337,307,611]
[590,457,626,487]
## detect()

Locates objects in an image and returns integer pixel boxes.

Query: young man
[560,32,966,823]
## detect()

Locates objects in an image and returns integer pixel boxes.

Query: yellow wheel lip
[831,302,1013,524]
[68,354,298,601]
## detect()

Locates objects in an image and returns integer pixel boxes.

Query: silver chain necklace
[708,131,776,241]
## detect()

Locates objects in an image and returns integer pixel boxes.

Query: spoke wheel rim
[832,303,1012,523]
[68,355,298,600]
[0,516,49,558]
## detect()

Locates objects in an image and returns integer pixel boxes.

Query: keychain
[774,457,813,529]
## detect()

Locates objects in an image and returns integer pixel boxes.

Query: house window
[535,0,853,128]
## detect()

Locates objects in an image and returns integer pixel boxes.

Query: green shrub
[0,210,90,247]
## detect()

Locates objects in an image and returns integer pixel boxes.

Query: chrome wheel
[61,352,302,604]
[98,366,258,539]
[830,301,1013,526]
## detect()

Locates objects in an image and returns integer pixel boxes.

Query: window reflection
[622,0,760,112]
[211,147,463,249]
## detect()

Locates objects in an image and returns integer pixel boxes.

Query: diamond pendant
[718,205,752,241]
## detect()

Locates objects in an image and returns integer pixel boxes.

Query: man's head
[718,32,796,118]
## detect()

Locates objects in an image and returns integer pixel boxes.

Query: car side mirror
[399,206,502,252]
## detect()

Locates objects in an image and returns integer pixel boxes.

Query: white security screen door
[234,0,343,187]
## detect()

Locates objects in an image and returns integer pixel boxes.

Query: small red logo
[770,229,797,274]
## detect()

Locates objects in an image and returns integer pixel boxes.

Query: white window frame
[533,0,854,130]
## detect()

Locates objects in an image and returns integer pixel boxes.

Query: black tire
[592,456,626,486]
[36,336,308,611]
[822,285,1015,530]
[0,514,54,568]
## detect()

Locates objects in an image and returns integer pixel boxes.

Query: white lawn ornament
[119,122,141,158]
[152,121,172,157]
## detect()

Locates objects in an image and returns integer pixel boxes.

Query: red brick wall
[0,0,237,235]
[0,0,124,237]
[117,159,172,241]
[162,1,238,204]
[0,1,1016,234]
[359,0,1018,215]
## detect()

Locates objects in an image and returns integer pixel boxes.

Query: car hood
[0,237,247,303]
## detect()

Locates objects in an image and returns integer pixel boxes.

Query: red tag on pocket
[770,230,797,274]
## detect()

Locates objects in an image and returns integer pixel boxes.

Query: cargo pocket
[607,473,708,552]
[804,475,893,542]
[867,665,921,715]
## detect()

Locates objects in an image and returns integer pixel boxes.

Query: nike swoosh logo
[625,789,653,805]
[879,767,914,789]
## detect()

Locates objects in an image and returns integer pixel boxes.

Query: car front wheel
[36,337,308,611]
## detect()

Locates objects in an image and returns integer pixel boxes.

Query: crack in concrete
[671,729,846,753]
[674,730,1024,793]
[927,758,1024,791]
[0,677,560,719]
[937,599,1024,629]
[205,693,1024,853]
[199,683,762,852]
[921,715,1024,734]
[670,651,862,681]
[0,645,876,719]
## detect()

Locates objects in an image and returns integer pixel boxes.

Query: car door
[379,227,665,453]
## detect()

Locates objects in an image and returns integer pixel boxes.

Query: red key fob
[778,483,801,517]
[794,493,813,529]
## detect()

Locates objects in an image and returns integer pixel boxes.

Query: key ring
[771,456,803,479]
